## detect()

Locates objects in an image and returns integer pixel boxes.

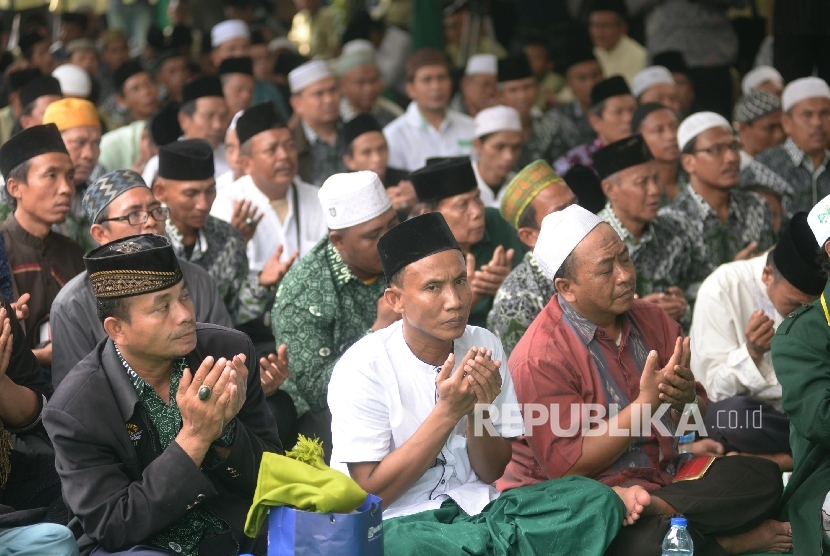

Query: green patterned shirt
[598,203,714,329]
[272,239,386,414]
[487,252,555,357]
[667,186,776,267]
[166,216,273,325]
[116,346,233,556]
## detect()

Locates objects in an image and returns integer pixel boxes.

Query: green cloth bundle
[244,436,368,537]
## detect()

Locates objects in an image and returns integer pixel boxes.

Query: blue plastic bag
[268,494,384,556]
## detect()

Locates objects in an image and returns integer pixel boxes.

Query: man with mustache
[502,205,791,555]
[44,233,281,556]
[668,112,776,266]
[42,98,106,254]
[49,169,233,389]
[740,77,830,215]
[596,135,711,327]
[471,105,523,208]
[0,124,86,367]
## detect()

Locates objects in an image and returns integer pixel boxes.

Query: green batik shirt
[599,203,713,329]
[667,186,776,267]
[272,239,386,414]
[487,252,556,357]
[116,345,235,556]
[166,216,274,325]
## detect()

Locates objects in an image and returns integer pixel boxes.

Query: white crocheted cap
[318,171,393,230]
[474,105,522,138]
[741,66,784,95]
[288,60,334,94]
[211,19,250,48]
[534,204,603,279]
[808,193,830,246]
[632,66,674,98]
[782,77,830,112]
[465,53,497,76]
[677,111,732,151]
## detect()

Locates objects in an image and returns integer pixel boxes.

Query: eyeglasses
[692,141,742,157]
[98,206,169,226]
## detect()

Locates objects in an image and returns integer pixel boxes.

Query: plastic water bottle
[662,517,694,555]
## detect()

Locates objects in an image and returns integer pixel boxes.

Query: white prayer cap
[741,66,784,95]
[52,64,91,98]
[211,19,250,48]
[318,171,393,230]
[228,110,244,132]
[677,111,732,151]
[534,205,603,279]
[336,41,376,76]
[288,60,334,94]
[465,53,498,76]
[342,39,374,56]
[268,37,298,54]
[631,66,675,98]
[782,77,830,112]
[808,193,830,246]
[474,105,522,138]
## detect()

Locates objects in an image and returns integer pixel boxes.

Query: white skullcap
[211,20,250,48]
[342,39,374,56]
[268,37,298,54]
[782,77,830,112]
[474,105,522,138]
[288,60,334,94]
[318,171,392,230]
[677,111,732,151]
[228,110,244,132]
[741,66,784,95]
[465,53,498,76]
[52,64,92,98]
[631,66,675,98]
[808,193,830,246]
[534,205,603,279]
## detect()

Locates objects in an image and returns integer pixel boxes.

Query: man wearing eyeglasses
[50,169,233,389]
[667,112,776,266]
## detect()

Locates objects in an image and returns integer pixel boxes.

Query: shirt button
[309,306,322,316]
[169,542,182,553]
[788,312,796,318]
[319,347,331,357]
[440,479,445,484]
[196,494,205,501]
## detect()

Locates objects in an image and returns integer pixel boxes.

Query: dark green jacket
[771,279,830,555]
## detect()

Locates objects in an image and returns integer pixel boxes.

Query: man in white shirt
[471,105,522,208]
[632,66,681,116]
[691,212,824,466]
[328,212,636,554]
[216,110,244,193]
[589,0,647,86]
[142,76,231,185]
[449,53,498,117]
[383,48,475,171]
[211,101,327,273]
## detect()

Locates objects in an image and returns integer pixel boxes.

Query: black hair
[554,251,577,282]
[96,297,131,324]
[590,100,606,118]
[178,99,197,117]
[2,160,29,211]
[517,201,537,230]
[681,136,697,155]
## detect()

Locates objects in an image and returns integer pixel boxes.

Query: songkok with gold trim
[84,234,183,299]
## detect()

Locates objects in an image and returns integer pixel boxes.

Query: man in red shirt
[501,202,792,555]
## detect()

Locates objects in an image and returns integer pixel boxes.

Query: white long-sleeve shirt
[210,174,327,272]
[690,254,783,411]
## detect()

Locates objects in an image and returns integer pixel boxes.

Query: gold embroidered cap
[84,234,183,299]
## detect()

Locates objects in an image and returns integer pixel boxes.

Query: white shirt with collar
[210,174,327,271]
[690,253,784,411]
[383,101,475,172]
[142,141,231,186]
[472,158,514,209]
[215,169,235,194]
[328,320,524,520]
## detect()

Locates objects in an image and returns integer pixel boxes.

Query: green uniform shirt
[468,208,525,329]
[771,280,830,555]
[272,239,386,415]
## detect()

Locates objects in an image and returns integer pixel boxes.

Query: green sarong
[384,476,624,556]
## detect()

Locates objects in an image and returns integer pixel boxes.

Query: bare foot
[716,519,793,554]
[612,485,651,526]
[681,438,725,456]
[725,451,794,472]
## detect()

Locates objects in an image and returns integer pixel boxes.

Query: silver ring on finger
[245,218,254,227]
